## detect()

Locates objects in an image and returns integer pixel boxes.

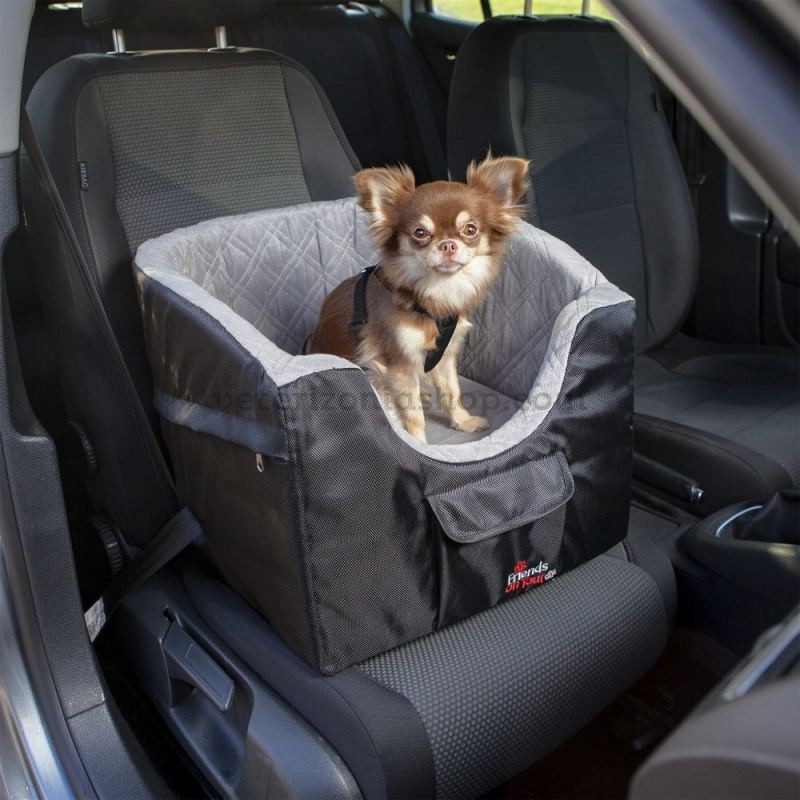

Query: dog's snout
[438,240,458,256]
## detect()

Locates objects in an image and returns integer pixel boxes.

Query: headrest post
[111,28,126,54]
[523,0,532,15]
[214,25,228,49]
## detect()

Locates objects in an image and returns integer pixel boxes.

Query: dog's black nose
[438,240,458,255]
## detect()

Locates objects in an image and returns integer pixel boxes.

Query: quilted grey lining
[425,376,521,445]
[134,197,631,462]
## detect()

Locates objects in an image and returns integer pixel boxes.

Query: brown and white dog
[306,155,530,442]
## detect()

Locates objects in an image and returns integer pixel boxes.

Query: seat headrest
[82,0,268,31]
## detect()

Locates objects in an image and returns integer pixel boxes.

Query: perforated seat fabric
[12,4,220,319]
[448,16,800,509]
[181,535,674,800]
[23,47,359,545]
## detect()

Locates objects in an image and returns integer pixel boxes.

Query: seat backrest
[23,0,215,100]
[10,2,229,324]
[447,16,699,353]
[23,0,110,101]
[5,2,110,324]
[23,0,359,546]
[230,0,448,180]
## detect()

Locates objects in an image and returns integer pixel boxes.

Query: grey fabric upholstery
[229,2,447,180]
[183,539,673,800]
[24,2,110,101]
[635,343,800,499]
[448,16,800,508]
[12,0,445,327]
[10,4,213,323]
[447,16,697,354]
[93,63,312,252]
[23,46,358,545]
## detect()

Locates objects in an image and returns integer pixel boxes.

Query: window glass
[431,0,614,22]
[431,0,484,22]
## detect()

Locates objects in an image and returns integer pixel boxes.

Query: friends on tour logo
[505,559,558,594]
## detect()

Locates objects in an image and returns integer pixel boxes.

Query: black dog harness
[351,266,459,373]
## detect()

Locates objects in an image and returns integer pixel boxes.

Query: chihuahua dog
[306,155,530,442]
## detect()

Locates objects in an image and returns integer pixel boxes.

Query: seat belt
[355,2,447,181]
[84,509,203,642]
[19,109,198,640]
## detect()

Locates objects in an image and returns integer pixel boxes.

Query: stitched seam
[70,71,103,285]
[317,679,392,798]
[541,199,642,223]
[621,538,634,564]
[143,276,281,396]
[597,553,671,629]
[66,66,176,522]
[623,45,651,352]
[278,62,314,205]
[278,385,328,673]
[281,62,361,170]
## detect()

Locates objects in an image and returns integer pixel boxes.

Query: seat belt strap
[20,109,193,638]
[350,265,377,335]
[423,314,458,373]
[84,508,203,642]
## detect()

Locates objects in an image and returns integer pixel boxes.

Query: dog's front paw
[408,428,428,443]
[452,414,489,433]
[404,419,428,442]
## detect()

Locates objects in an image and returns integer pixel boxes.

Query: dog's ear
[354,166,416,225]
[467,156,530,209]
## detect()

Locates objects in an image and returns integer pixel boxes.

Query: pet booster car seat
[134,197,635,674]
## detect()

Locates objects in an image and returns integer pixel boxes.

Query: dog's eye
[463,223,479,237]
[412,227,428,240]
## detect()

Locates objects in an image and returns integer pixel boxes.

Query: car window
[431,0,614,23]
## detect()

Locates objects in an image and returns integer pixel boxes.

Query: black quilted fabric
[357,554,668,799]
[96,64,311,252]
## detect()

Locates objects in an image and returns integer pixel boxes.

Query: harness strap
[351,267,458,372]
[424,314,459,373]
[350,265,377,335]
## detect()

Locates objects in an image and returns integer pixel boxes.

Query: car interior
[1,0,798,797]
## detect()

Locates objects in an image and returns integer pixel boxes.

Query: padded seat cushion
[426,377,521,445]
[181,539,674,799]
[635,346,800,506]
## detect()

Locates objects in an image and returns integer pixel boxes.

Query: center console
[681,490,800,611]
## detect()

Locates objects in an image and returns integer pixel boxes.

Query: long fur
[306,155,530,441]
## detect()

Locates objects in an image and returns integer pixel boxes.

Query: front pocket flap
[427,452,575,544]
